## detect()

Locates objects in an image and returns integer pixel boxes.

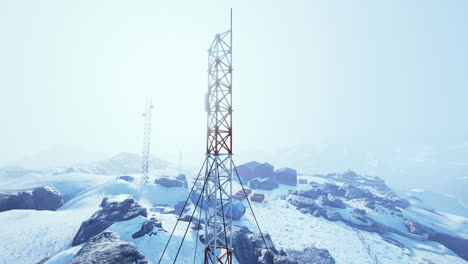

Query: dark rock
[154,177,184,188]
[382,237,405,248]
[319,208,342,221]
[176,174,188,187]
[285,247,335,264]
[273,256,298,264]
[72,197,147,246]
[132,218,163,239]
[230,226,257,264]
[118,175,134,182]
[100,197,109,207]
[191,222,203,231]
[352,209,367,223]
[363,198,375,209]
[296,189,319,199]
[174,201,189,215]
[179,214,193,222]
[176,174,187,181]
[340,184,367,200]
[324,183,345,197]
[429,231,468,261]
[341,170,358,180]
[311,209,321,217]
[404,219,434,236]
[69,231,151,264]
[327,194,346,209]
[230,226,335,264]
[0,185,63,212]
[318,195,330,207]
[287,195,317,210]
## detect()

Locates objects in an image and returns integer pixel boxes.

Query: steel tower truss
[203,22,234,264]
[141,100,154,185]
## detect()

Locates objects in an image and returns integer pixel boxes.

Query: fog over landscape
[1,0,466,198]
[1,1,468,264]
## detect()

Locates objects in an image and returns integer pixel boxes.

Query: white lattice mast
[203,9,234,264]
[141,100,154,185]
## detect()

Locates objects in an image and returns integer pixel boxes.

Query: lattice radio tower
[157,10,272,264]
[141,100,154,185]
[202,9,234,264]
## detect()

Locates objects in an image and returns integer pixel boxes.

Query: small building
[274,167,297,186]
[235,161,274,181]
[249,177,278,190]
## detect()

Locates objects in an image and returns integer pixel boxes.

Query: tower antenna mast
[141,100,154,185]
[203,8,234,264]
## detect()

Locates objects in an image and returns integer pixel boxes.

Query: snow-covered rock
[72,197,147,246]
[69,231,151,264]
[285,247,335,264]
[0,185,63,212]
[154,177,185,188]
[319,208,342,221]
[132,218,164,239]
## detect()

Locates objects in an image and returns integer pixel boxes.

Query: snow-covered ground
[0,168,467,264]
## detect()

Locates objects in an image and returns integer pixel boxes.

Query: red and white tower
[203,10,234,264]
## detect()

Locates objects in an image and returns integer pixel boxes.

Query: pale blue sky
[0,1,467,193]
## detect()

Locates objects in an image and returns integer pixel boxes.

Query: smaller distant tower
[141,100,154,185]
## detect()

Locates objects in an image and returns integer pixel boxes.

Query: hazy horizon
[1,1,467,196]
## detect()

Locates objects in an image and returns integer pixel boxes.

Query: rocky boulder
[319,208,342,221]
[229,226,335,264]
[327,194,346,209]
[132,217,164,239]
[287,195,317,211]
[429,231,468,261]
[0,185,63,212]
[154,177,185,188]
[285,247,335,264]
[340,184,368,200]
[117,175,134,182]
[404,219,434,236]
[174,201,189,215]
[363,198,376,209]
[69,231,151,264]
[295,189,319,199]
[352,208,367,223]
[72,197,147,246]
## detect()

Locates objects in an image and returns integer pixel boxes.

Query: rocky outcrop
[319,208,342,221]
[154,177,186,188]
[0,185,63,212]
[69,231,151,264]
[286,195,317,211]
[230,226,335,264]
[404,219,468,261]
[72,197,147,246]
[285,247,335,264]
[352,208,367,223]
[405,219,433,236]
[381,237,405,249]
[429,232,468,261]
[117,175,135,182]
[150,201,188,216]
[132,217,164,239]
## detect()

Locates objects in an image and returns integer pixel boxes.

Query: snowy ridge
[0,169,467,264]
